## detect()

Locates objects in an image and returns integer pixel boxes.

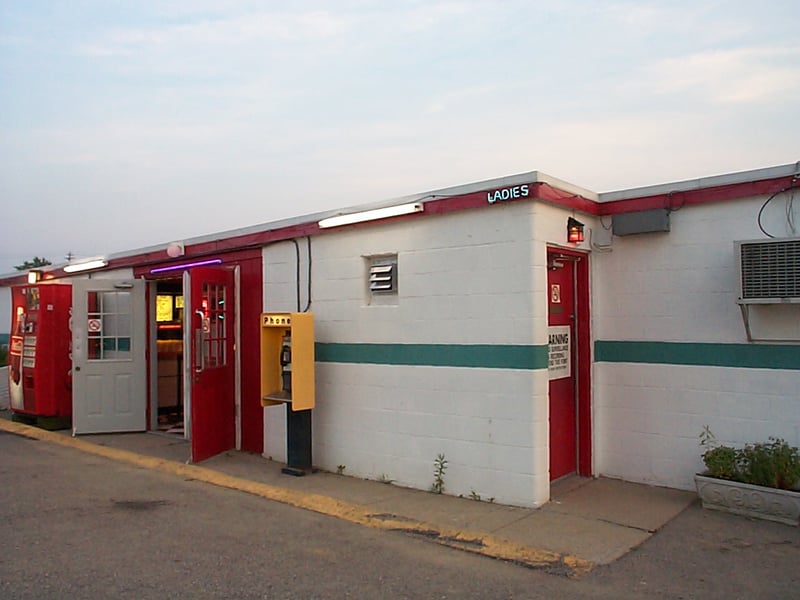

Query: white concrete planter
[695,474,800,526]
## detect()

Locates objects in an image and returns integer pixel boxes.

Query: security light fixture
[63,259,108,273]
[27,270,42,284]
[166,242,185,257]
[567,217,585,243]
[318,202,424,229]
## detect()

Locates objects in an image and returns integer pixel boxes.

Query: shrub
[737,438,800,490]
[700,426,800,490]
[702,444,738,480]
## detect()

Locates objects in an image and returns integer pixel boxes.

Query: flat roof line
[599,162,800,202]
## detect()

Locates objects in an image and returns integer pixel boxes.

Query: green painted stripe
[595,340,800,370]
[315,342,549,370]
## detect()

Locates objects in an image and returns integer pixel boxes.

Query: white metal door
[72,279,146,434]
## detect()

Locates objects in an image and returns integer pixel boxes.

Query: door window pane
[201,283,227,368]
[87,291,133,360]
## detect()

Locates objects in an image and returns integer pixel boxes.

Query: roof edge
[599,162,800,203]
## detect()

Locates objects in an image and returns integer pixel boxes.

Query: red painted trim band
[1,173,794,287]
[597,176,796,216]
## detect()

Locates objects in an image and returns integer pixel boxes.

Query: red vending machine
[8,284,72,429]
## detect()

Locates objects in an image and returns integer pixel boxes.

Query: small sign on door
[550,284,561,304]
[88,318,102,333]
[548,325,571,380]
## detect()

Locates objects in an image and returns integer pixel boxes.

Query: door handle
[195,309,205,374]
[195,330,205,374]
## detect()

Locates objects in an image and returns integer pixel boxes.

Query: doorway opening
[154,279,185,436]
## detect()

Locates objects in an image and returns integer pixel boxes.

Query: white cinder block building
[592,165,800,492]
[3,162,799,507]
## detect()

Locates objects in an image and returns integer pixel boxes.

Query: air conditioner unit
[736,238,800,304]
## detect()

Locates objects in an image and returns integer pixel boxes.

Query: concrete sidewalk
[0,414,695,576]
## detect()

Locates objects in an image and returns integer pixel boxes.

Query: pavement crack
[112,499,172,511]
[366,512,414,522]
[485,511,533,534]
[595,518,653,533]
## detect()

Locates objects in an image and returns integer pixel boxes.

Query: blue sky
[1,0,798,280]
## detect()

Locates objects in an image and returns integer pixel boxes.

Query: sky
[0,0,798,279]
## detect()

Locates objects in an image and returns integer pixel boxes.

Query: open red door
[189,266,235,463]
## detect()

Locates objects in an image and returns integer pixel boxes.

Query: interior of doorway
[154,278,185,435]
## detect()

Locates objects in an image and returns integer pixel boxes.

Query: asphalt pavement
[0,411,695,576]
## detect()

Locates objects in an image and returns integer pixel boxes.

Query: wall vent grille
[369,259,397,294]
[736,238,800,303]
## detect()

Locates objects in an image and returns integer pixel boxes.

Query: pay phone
[260,312,315,475]
[260,312,314,409]
[280,330,292,392]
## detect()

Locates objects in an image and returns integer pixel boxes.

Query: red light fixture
[567,217,585,243]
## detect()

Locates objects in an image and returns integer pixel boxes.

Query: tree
[14,257,52,271]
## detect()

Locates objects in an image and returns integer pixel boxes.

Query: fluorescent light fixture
[150,258,222,274]
[318,202,424,229]
[63,259,108,273]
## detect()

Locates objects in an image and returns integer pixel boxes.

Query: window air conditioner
[735,238,800,304]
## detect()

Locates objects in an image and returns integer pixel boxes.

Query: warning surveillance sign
[548,325,571,380]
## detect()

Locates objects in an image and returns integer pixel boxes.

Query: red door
[548,252,577,481]
[189,267,235,463]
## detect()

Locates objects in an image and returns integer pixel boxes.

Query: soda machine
[8,284,72,429]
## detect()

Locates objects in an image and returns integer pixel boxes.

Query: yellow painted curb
[0,418,593,576]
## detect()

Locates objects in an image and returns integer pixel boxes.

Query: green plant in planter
[699,426,800,491]
[737,438,800,490]
[771,440,800,490]
[702,445,738,480]
[700,426,737,480]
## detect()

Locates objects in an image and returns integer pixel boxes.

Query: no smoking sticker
[88,318,102,333]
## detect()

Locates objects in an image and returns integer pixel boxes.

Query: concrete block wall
[312,363,548,507]
[593,196,800,490]
[261,200,580,506]
[310,202,541,345]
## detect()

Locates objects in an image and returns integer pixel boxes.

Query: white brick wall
[307,204,540,345]
[262,240,312,312]
[592,198,798,343]
[261,199,584,506]
[596,363,800,490]
[307,363,549,507]
[593,194,800,489]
